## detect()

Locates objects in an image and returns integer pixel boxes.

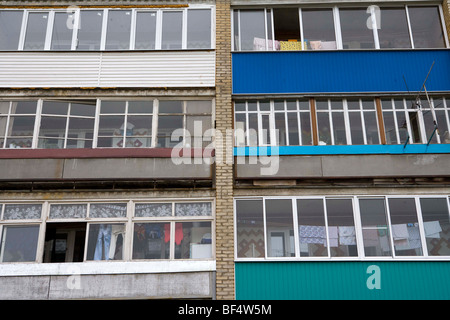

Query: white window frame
[234,195,450,262]
[5,6,214,52]
[231,4,449,52]
[0,98,213,150]
[0,198,215,264]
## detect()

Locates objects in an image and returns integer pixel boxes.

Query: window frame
[234,96,450,147]
[0,198,215,264]
[231,4,449,52]
[0,98,214,150]
[0,6,214,52]
[234,195,450,262]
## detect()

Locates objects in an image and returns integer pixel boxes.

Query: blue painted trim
[234,144,450,156]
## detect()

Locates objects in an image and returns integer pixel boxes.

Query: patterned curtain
[3,204,42,220]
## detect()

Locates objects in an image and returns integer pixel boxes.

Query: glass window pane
[42,101,69,115]
[186,101,211,114]
[236,200,265,258]
[378,8,411,49]
[186,115,211,147]
[233,10,239,50]
[161,11,182,50]
[8,116,35,136]
[39,116,67,138]
[297,199,327,257]
[388,198,423,256]
[128,101,153,114]
[159,100,183,114]
[359,198,392,257]
[89,203,127,218]
[105,10,131,50]
[239,10,265,51]
[302,9,337,50]
[422,107,438,144]
[175,222,212,259]
[86,223,125,260]
[67,117,94,143]
[248,113,258,146]
[76,10,103,51]
[326,199,358,257]
[275,113,287,146]
[383,110,398,144]
[12,101,37,114]
[0,115,7,138]
[317,112,331,145]
[175,202,212,217]
[0,225,40,262]
[408,6,446,49]
[235,113,246,146]
[340,8,375,49]
[3,204,42,220]
[66,139,92,149]
[187,9,211,49]
[135,203,172,217]
[364,111,380,144]
[420,198,450,256]
[332,112,347,145]
[266,199,294,257]
[98,115,125,135]
[157,115,183,148]
[349,112,364,145]
[51,12,74,50]
[396,110,409,143]
[0,101,9,115]
[133,223,170,259]
[125,115,152,148]
[0,11,23,50]
[127,115,152,133]
[235,101,245,112]
[261,114,271,145]
[24,12,49,50]
[435,109,449,143]
[135,11,157,50]
[100,101,126,114]
[300,112,312,146]
[5,137,33,149]
[287,112,300,145]
[50,204,87,219]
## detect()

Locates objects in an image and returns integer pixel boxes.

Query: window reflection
[0,225,40,262]
[378,8,411,49]
[340,8,375,49]
[302,9,337,50]
[408,6,446,49]
[0,11,23,50]
[24,12,49,50]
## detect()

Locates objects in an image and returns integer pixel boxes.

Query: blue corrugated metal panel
[235,261,450,300]
[232,50,450,95]
[234,144,450,156]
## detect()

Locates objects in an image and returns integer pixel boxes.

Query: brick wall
[214,0,235,300]
[444,0,450,41]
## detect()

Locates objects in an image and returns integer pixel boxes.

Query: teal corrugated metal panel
[235,261,450,300]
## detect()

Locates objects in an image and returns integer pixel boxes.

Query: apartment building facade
[231,0,450,299]
[0,0,450,300]
[0,0,217,299]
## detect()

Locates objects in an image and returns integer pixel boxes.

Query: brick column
[444,0,450,41]
[214,0,235,300]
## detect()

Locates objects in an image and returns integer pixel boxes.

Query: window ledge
[0,260,216,277]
